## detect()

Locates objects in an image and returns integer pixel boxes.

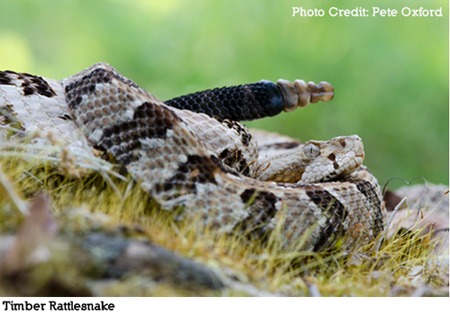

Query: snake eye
[303,143,320,158]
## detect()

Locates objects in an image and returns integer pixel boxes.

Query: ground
[0,146,448,297]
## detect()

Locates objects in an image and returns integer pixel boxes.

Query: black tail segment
[165,79,335,121]
[165,81,284,121]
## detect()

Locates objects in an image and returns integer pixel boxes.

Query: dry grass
[0,142,448,297]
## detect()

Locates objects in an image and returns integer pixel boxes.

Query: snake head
[300,135,364,183]
[277,79,334,112]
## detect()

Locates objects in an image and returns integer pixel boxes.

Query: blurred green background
[0,0,448,187]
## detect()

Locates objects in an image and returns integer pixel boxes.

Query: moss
[0,151,447,297]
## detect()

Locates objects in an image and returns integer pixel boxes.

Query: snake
[0,62,385,251]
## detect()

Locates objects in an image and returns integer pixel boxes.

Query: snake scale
[0,62,385,251]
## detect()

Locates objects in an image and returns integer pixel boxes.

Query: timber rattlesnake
[0,62,385,251]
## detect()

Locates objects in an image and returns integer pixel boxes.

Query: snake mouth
[354,153,365,164]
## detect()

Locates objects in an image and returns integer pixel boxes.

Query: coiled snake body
[0,63,385,251]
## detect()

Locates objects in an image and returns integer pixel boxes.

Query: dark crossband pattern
[0,70,56,97]
[353,179,385,236]
[305,187,347,251]
[239,188,279,236]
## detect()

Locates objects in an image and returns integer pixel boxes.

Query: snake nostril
[339,139,346,147]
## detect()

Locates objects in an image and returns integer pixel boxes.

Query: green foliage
[0,0,448,187]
